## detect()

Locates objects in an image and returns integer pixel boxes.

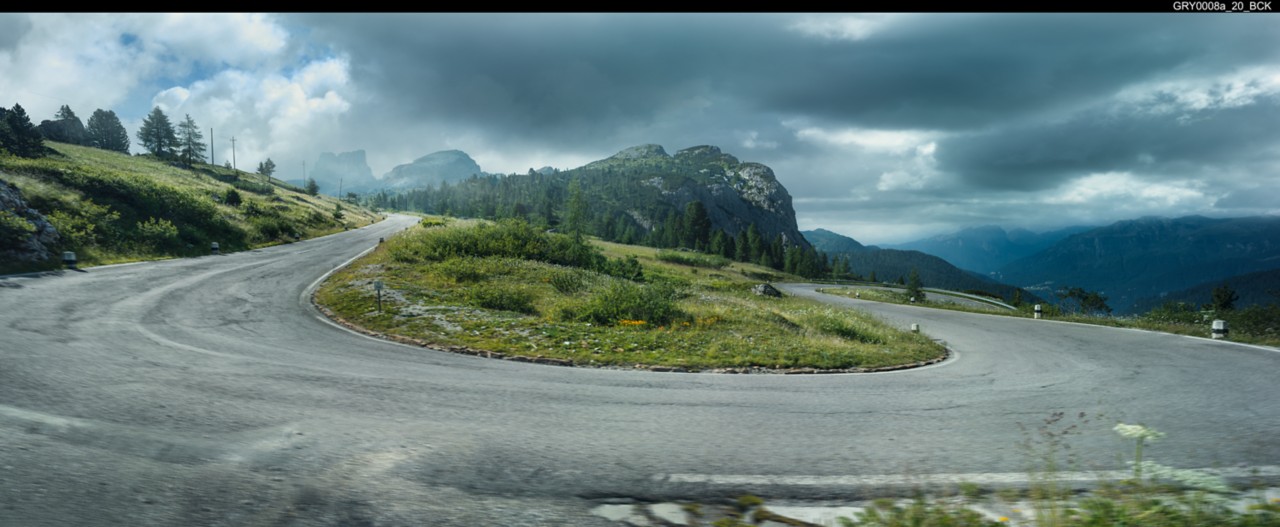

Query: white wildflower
[1114,423,1166,441]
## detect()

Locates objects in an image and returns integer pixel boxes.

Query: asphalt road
[2,214,1277,526]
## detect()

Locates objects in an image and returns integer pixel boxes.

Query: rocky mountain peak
[610,144,669,160]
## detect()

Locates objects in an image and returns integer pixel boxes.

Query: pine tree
[906,268,925,302]
[683,201,711,250]
[1209,282,1239,312]
[565,179,588,238]
[305,178,319,196]
[176,114,206,166]
[55,105,77,121]
[137,106,178,158]
[86,109,130,153]
[256,158,277,179]
[1,103,45,157]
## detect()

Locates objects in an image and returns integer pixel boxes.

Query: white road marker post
[911,323,920,333]
[1034,304,1043,319]
[1212,319,1228,340]
[211,242,220,255]
[62,251,76,270]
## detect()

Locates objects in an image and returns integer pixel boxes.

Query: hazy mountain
[804,228,872,254]
[307,150,376,195]
[1131,267,1280,312]
[886,224,1092,275]
[380,150,485,190]
[804,228,1034,303]
[999,215,1280,313]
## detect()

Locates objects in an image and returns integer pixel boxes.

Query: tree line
[1,101,278,183]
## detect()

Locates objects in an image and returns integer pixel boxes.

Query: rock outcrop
[581,144,808,249]
[0,179,60,264]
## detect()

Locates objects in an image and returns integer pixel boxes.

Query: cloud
[787,14,896,41]
[936,88,1280,191]
[7,13,1280,243]
[155,57,354,171]
[0,14,31,51]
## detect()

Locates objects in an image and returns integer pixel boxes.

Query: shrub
[466,283,536,314]
[549,269,589,295]
[223,188,242,207]
[572,281,683,326]
[135,217,180,252]
[656,249,729,269]
[0,210,36,246]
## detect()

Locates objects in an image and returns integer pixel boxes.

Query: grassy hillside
[316,218,945,372]
[0,142,379,274]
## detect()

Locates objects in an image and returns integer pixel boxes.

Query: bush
[656,249,729,269]
[572,281,683,326]
[466,283,536,314]
[0,210,36,246]
[223,188,242,207]
[549,269,589,295]
[390,219,604,270]
[135,217,180,252]
[1143,301,1203,325]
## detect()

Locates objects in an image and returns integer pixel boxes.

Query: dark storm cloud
[293,14,1278,141]
[291,13,783,149]
[758,14,1279,130]
[0,14,32,51]
[937,93,1280,191]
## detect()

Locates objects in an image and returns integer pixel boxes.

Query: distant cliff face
[310,150,375,195]
[579,144,807,248]
[381,150,484,190]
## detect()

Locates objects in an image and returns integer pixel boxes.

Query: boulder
[752,283,782,298]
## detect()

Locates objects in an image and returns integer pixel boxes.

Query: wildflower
[1113,423,1165,441]
[998,517,1009,522]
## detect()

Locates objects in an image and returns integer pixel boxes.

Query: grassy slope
[0,142,380,273]
[316,219,946,372]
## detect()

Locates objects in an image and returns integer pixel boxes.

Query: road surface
[2,214,1277,526]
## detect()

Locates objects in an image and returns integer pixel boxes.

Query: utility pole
[230,136,237,171]
[339,178,343,200]
[209,128,214,165]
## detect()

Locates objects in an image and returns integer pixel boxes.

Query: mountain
[579,144,807,247]
[1131,267,1280,312]
[886,224,1092,275]
[306,150,376,196]
[379,150,485,190]
[804,228,871,254]
[378,144,809,252]
[999,215,1280,313]
[804,228,1035,303]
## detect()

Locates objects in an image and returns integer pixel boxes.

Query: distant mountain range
[804,228,1034,303]
[885,225,1093,275]
[996,215,1280,313]
[292,149,489,196]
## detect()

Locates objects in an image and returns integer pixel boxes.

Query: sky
[1,13,1278,244]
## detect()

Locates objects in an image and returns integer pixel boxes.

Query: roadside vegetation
[820,285,1280,348]
[315,218,945,371]
[637,417,1280,526]
[0,141,379,274]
